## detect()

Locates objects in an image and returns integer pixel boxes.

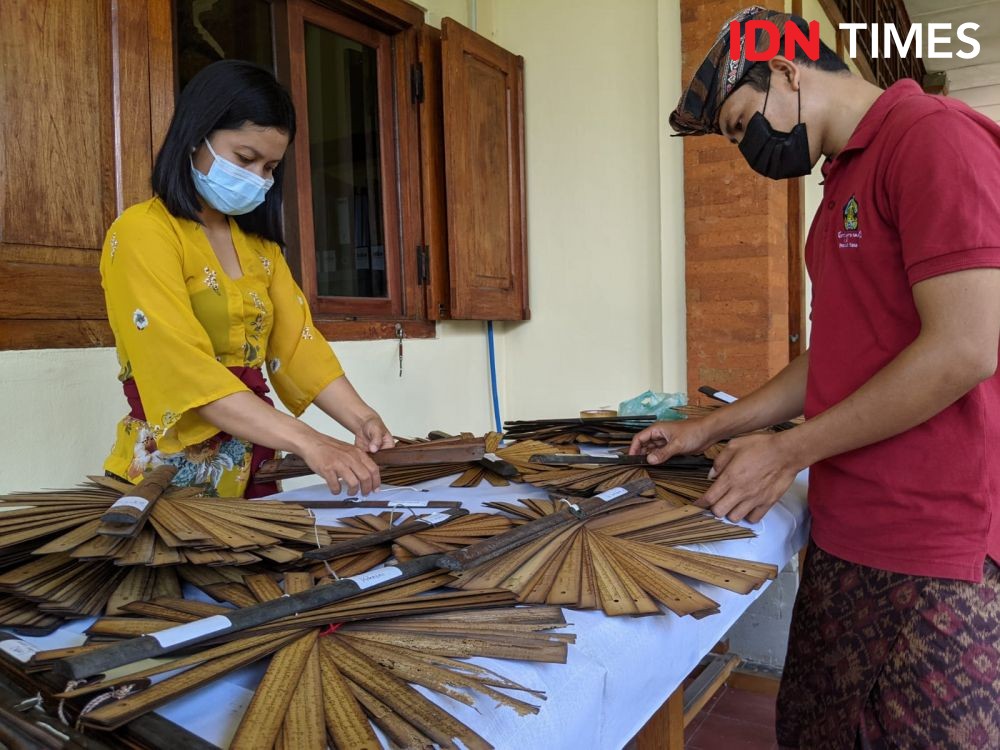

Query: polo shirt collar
[821,79,923,179]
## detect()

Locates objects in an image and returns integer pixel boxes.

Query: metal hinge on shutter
[416,245,430,285]
[410,63,425,104]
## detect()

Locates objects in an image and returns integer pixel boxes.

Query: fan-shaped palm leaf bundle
[0,469,333,630]
[37,568,572,750]
[449,498,777,618]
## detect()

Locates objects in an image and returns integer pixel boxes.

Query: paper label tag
[111,496,149,512]
[351,567,403,591]
[715,390,738,404]
[596,487,629,502]
[149,615,232,648]
[0,639,38,663]
[387,499,429,508]
[418,511,451,526]
[483,452,501,462]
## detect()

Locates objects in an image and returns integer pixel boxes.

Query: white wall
[0,0,687,493]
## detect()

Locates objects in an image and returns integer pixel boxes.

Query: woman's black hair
[152,60,296,245]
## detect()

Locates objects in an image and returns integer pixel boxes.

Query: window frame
[274,0,433,341]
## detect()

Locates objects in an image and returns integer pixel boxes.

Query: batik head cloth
[670,6,810,136]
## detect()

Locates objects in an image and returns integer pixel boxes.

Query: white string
[75,683,141,731]
[58,680,86,725]
[308,518,340,581]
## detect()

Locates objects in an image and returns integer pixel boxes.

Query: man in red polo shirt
[632,6,1000,748]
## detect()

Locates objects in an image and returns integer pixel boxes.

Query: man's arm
[704,267,1000,523]
[630,351,809,463]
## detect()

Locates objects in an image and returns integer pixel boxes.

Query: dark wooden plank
[0,651,215,750]
[0,319,113,350]
[314,318,433,341]
[326,0,425,32]
[0,262,107,320]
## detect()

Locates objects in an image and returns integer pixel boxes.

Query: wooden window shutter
[439,18,529,321]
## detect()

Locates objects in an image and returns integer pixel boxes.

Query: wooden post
[634,686,684,750]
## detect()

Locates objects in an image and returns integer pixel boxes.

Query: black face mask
[738,77,812,180]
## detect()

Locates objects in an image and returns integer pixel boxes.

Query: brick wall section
[680,0,791,403]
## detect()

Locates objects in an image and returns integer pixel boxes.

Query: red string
[319,622,343,637]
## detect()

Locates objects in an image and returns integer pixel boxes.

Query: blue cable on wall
[487,321,502,432]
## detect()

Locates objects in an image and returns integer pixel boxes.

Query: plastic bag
[618,390,686,421]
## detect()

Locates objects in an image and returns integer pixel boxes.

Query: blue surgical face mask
[190,138,274,216]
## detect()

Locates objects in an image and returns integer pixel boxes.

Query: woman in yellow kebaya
[101,60,392,498]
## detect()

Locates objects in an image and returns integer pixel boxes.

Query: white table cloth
[12,469,810,749]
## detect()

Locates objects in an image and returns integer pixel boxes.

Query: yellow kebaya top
[100,197,343,495]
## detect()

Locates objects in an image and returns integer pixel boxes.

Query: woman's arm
[197,392,381,495]
[313,376,394,453]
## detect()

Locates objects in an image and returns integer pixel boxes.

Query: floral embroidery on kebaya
[110,232,119,261]
[259,255,272,276]
[297,295,305,306]
[162,410,179,429]
[248,291,267,336]
[243,340,260,364]
[301,326,313,340]
[159,436,249,491]
[204,266,220,294]
[126,423,158,479]
[268,358,281,373]
[133,309,149,330]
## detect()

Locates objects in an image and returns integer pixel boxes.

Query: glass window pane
[304,23,386,299]
[175,0,274,90]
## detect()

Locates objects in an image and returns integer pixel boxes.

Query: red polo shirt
[804,80,1000,582]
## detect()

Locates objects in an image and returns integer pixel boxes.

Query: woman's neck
[198,203,229,232]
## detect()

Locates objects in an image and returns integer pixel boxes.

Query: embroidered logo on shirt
[838,195,863,250]
[844,195,859,231]
[132,309,149,330]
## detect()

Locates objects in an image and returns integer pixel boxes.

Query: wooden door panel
[0,0,171,348]
[0,0,115,250]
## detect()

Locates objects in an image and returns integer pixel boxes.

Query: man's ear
[768,56,801,91]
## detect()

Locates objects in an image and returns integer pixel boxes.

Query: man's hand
[629,418,717,464]
[355,415,395,453]
[697,433,802,523]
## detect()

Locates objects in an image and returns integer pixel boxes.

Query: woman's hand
[297,434,381,496]
[355,414,395,453]
[629,418,718,464]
